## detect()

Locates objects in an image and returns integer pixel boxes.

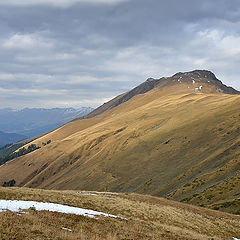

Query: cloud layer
[0,0,240,109]
[0,0,129,7]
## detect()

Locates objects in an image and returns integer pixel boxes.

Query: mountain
[0,107,94,138]
[0,131,26,147]
[0,70,239,215]
[80,70,239,119]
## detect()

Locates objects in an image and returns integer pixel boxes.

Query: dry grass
[0,187,240,240]
[0,85,239,216]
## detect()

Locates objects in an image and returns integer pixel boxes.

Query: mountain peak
[173,70,218,81]
[79,70,239,120]
[162,69,239,95]
[146,77,156,82]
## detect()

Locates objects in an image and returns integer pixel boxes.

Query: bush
[2,179,16,187]
[0,144,41,165]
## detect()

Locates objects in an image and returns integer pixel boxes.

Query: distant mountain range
[0,131,26,148]
[0,107,93,144]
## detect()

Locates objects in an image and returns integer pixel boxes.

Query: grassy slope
[0,187,240,240]
[0,83,239,214]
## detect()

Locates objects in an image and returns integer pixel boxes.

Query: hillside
[0,70,239,215]
[0,187,239,240]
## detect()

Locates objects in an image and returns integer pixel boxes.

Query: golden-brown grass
[0,187,240,240]
[0,84,239,216]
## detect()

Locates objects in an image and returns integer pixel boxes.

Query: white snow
[78,192,97,196]
[61,227,72,232]
[177,77,182,83]
[233,238,240,240]
[0,199,123,219]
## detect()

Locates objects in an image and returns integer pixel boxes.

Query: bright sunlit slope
[0,70,239,215]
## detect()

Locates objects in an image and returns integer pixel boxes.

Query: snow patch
[78,192,97,196]
[177,77,182,83]
[0,200,124,219]
[233,238,240,240]
[61,227,72,232]
[93,191,118,195]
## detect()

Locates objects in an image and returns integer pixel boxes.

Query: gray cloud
[0,0,130,7]
[0,0,239,109]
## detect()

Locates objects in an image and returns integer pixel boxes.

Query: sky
[0,0,240,109]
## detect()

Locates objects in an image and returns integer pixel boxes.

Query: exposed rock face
[168,70,240,95]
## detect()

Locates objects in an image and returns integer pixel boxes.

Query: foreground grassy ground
[0,187,240,240]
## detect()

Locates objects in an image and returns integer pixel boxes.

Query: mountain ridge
[0,70,239,216]
[80,70,239,120]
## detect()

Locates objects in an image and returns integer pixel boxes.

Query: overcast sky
[0,0,240,109]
